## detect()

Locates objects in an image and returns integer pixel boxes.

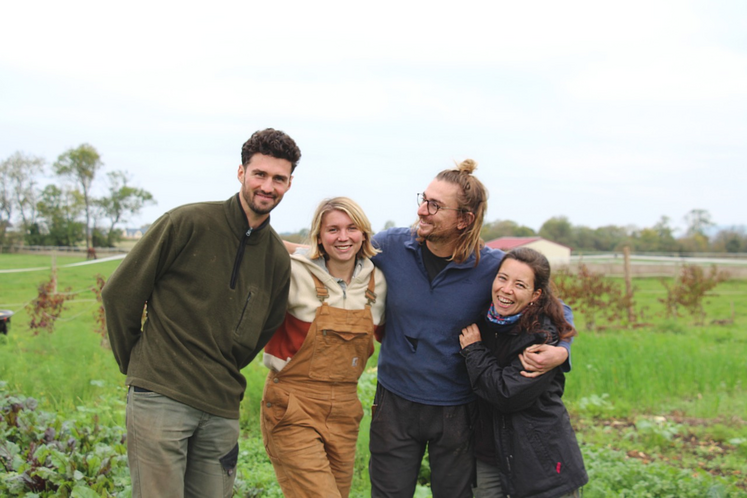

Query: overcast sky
[2,0,745,236]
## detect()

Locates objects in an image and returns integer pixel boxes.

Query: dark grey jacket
[461,313,588,498]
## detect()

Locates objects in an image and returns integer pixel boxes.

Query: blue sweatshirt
[372,228,505,405]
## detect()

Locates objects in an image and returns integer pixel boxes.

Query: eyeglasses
[417,193,465,215]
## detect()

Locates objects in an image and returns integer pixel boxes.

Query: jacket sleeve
[461,339,559,414]
[102,213,177,374]
[559,300,574,372]
[241,252,291,367]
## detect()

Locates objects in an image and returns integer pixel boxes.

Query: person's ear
[457,212,475,230]
[531,288,542,303]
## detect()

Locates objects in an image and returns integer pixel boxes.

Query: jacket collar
[292,248,373,285]
[480,311,556,342]
[480,311,522,336]
[225,193,271,241]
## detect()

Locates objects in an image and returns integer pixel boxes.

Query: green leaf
[71,484,101,498]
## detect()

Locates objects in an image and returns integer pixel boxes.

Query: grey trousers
[126,387,240,498]
[473,459,582,498]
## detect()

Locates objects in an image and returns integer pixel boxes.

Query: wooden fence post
[623,246,634,323]
[51,251,57,294]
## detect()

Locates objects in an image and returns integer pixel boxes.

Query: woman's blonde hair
[307,197,380,260]
[419,159,488,265]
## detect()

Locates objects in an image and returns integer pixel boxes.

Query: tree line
[5,145,742,255]
[0,146,155,249]
[285,212,745,254]
[480,211,747,254]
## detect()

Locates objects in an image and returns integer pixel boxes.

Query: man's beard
[423,231,455,244]
[244,190,279,216]
[417,221,459,244]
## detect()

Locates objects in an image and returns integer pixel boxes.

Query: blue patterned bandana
[486,303,522,325]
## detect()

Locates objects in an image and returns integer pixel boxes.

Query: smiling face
[237,153,293,225]
[416,179,465,244]
[492,258,543,317]
[318,209,364,267]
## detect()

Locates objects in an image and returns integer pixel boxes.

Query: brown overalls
[261,272,377,498]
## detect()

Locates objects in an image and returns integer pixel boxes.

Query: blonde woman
[261,197,386,498]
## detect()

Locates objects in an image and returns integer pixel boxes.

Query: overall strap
[310,273,329,302]
[365,271,377,306]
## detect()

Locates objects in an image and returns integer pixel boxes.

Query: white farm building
[485,237,571,268]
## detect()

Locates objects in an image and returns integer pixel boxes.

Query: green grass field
[1,254,745,497]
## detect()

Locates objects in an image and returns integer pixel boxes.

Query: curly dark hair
[500,247,576,343]
[241,128,302,172]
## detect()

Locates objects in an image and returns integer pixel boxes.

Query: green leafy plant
[0,382,129,497]
[582,446,741,498]
[627,417,683,449]
[576,393,615,419]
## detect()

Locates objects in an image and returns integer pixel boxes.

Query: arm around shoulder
[520,302,575,376]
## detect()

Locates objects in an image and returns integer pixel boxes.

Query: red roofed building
[485,237,571,267]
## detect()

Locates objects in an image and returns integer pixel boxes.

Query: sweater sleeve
[461,340,559,413]
[241,248,291,368]
[102,213,177,374]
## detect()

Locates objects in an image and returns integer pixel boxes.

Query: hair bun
[456,158,477,174]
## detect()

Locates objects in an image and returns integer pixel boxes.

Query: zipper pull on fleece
[231,228,254,290]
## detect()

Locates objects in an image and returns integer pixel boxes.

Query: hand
[283,240,306,254]
[459,324,482,349]
[519,344,568,378]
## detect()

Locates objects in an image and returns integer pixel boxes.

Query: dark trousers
[369,383,476,498]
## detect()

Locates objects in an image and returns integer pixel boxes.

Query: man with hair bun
[103,128,301,498]
[368,159,572,498]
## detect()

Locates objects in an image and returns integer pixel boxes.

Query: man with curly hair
[103,128,301,498]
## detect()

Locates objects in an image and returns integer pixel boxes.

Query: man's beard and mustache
[416,218,460,244]
[244,189,279,216]
[421,229,453,244]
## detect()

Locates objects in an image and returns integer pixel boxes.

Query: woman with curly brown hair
[460,247,588,498]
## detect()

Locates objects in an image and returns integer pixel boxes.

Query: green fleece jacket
[102,194,291,419]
